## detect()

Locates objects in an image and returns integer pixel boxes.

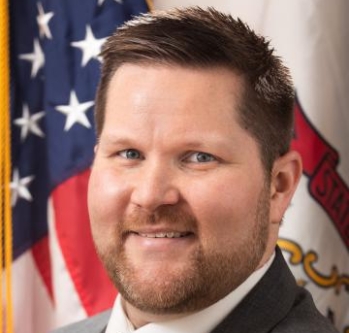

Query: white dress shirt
[106,252,275,333]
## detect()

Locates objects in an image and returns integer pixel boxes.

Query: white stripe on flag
[11,251,54,333]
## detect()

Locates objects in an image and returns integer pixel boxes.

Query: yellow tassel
[0,0,14,332]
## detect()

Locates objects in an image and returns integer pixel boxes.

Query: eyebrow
[98,133,234,152]
[98,135,135,147]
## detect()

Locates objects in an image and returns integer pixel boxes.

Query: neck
[256,224,279,269]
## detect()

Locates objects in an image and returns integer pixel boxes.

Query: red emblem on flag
[291,98,349,250]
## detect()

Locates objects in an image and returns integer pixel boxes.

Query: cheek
[187,175,261,244]
[88,167,129,233]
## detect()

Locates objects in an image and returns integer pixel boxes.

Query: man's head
[88,7,302,327]
[95,6,295,173]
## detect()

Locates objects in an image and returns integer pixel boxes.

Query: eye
[118,149,142,160]
[185,152,216,163]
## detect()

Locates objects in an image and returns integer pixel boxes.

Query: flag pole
[145,0,154,11]
[0,0,14,331]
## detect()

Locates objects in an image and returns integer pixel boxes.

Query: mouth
[124,229,195,256]
[136,231,192,239]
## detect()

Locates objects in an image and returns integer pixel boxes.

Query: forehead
[103,64,246,138]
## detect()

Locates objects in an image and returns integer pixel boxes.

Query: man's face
[88,64,272,316]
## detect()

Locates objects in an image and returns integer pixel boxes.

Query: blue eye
[196,152,215,162]
[187,152,216,163]
[119,149,141,159]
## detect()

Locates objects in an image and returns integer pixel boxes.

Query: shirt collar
[106,252,275,333]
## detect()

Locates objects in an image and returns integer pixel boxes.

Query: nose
[130,161,180,212]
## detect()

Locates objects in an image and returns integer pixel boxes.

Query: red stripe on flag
[32,236,54,301]
[52,169,117,316]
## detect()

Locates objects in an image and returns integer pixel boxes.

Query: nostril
[131,182,180,211]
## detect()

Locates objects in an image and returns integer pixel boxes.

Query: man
[53,7,338,333]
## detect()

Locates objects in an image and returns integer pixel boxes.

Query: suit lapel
[210,247,298,333]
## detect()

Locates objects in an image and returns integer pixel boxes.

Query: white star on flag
[10,169,35,207]
[14,104,45,141]
[19,39,45,78]
[71,25,107,66]
[37,2,54,39]
[55,91,94,131]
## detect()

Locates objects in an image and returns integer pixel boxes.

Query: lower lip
[125,233,195,254]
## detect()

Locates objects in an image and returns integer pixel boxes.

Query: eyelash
[117,149,216,163]
[184,152,216,163]
[118,149,143,160]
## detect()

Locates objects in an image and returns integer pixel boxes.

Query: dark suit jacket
[52,247,338,333]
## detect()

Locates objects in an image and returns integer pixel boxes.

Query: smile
[137,232,191,239]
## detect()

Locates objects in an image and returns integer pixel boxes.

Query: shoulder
[210,248,339,333]
[50,309,111,333]
[270,287,339,333]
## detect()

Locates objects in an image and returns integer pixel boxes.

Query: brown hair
[95,6,295,173]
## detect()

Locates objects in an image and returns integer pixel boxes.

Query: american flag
[8,1,149,332]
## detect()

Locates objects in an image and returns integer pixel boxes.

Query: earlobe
[269,150,303,224]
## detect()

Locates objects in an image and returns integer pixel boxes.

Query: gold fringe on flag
[0,0,14,332]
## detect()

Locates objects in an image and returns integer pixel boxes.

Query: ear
[269,150,302,225]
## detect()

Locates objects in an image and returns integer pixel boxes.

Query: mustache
[121,206,199,234]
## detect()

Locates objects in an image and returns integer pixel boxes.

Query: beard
[96,185,270,315]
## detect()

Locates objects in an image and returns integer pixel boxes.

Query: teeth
[138,232,185,238]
